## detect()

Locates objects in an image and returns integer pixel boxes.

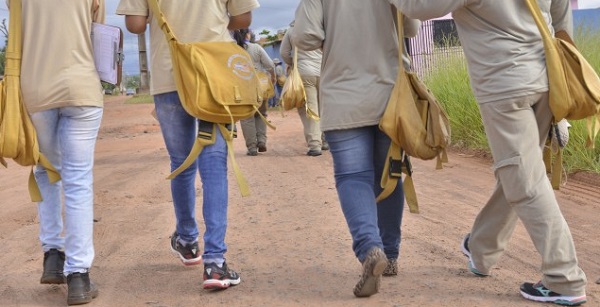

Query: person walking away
[17,0,105,304]
[233,29,276,156]
[280,21,328,156]
[292,2,420,297]
[116,0,259,290]
[272,58,286,107]
[390,0,587,305]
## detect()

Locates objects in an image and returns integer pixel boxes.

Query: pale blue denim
[325,126,405,262]
[30,106,103,275]
[153,91,229,262]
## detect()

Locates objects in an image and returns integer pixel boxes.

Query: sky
[0,0,598,75]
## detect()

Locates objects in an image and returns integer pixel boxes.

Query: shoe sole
[67,288,98,306]
[203,277,241,290]
[520,290,587,306]
[40,275,66,284]
[170,248,202,266]
[353,249,387,297]
[461,234,489,277]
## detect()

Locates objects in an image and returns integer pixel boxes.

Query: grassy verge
[124,94,154,104]
[423,28,600,174]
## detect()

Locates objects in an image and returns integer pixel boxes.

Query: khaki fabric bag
[525,0,600,123]
[280,48,306,111]
[0,0,60,202]
[148,0,262,126]
[257,71,275,100]
[148,0,273,196]
[377,12,451,213]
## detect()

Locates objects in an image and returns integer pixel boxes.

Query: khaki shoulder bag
[377,12,451,213]
[148,0,274,196]
[0,0,60,202]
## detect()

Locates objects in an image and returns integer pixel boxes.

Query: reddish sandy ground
[0,95,599,306]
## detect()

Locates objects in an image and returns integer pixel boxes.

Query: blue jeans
[30,106,103,275]
[325,126,405,262]
[154,91,229,262]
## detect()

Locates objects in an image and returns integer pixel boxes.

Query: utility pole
[138,33,150,93]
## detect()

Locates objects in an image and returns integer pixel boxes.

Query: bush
[423,27,600,174]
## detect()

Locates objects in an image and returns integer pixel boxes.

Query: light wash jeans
[325,125,405,262]
[30,106,103,275]
[154,91,229,262]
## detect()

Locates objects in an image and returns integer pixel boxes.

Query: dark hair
[233,29,251,48]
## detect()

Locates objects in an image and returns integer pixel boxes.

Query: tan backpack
[377,12,451,213]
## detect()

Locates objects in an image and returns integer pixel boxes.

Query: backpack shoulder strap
[147,0,178,42]
[376,142,419,213]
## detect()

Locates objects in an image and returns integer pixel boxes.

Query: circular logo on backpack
[228,54,255,80]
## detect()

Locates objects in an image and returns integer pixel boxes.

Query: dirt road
[1,95,599,306]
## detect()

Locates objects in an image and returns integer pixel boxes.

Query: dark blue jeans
[325,126,405,262]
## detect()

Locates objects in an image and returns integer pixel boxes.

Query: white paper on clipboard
[92,23,123,85]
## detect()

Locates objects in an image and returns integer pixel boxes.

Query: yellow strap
[217,124,251,197]
[254,106,277,130]
[550,147,563,190]
[306,105,320,121]
[28,168,42,202]
[375,142,419,213]
[0,157,6,167]
[166,125,216,180]
[585,114,600,148]
[402,174,419,214]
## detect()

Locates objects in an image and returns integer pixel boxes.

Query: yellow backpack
[148,0,274,196]
[0,0,60,202]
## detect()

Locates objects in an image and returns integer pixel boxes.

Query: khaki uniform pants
[297,75,323,151]
[241,99,268,150]
[469,92,586,296]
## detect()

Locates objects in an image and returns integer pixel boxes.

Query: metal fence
[407,19,465,79]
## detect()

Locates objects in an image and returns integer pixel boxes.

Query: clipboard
[91,23,124,85]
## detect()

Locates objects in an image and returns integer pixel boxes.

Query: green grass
[423,29,600,174]
[125,94,154,104]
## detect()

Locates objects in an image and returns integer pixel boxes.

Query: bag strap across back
[147,0,178,42]
[376,11,419,214]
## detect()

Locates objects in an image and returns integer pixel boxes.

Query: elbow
[125,16,147,34]
[291,35,321,52]
[229,12,252,30]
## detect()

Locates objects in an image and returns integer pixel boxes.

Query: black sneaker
[40,248,66,284]
[307,149,322,156]
[67,272,98,306]
[520,281,586,306]
[353,247,387,297]
[461,233,489,277]
[170,231,202,266]
[202,262,241,290]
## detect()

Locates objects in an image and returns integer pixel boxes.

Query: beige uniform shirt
[280,27,322,78]
[245,42,275,73]
[389,0,572,104]
[292,2,420,131]
[116,0,260,95]
[20,0,105,113]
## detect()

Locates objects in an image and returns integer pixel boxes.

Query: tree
[0,19,8,76]
[258,29,279,43]
[124,75,141,89]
